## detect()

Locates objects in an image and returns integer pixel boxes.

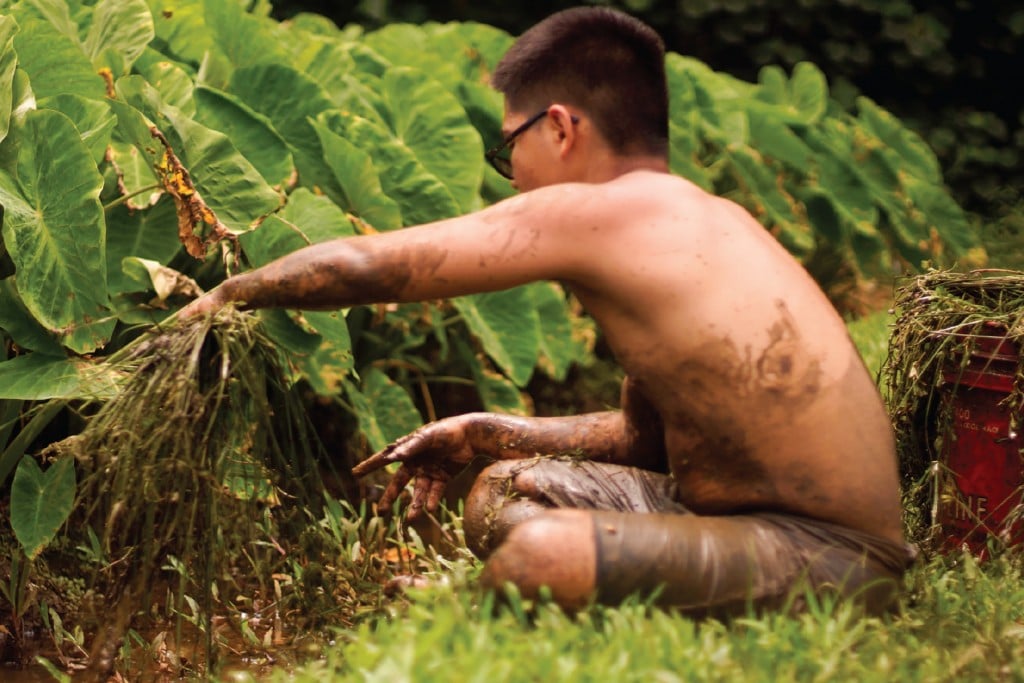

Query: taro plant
[0,0,976,582]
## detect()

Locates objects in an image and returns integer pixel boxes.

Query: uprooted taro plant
[0,308,415,678]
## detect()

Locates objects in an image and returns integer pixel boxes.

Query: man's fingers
[352,448,394,477]
[406,473,434,521]
[377,465,412,513]
[426,477,447,513]
[352,432,422,477]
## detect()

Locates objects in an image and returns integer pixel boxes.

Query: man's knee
[481,509,597,611]
[464,461,545,558]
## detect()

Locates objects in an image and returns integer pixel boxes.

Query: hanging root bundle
[56,307,329,670]
[882,268,1024,538]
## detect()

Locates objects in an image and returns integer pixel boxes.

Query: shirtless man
[181,7,914,615]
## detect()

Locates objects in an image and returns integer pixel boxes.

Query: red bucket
[937,326,1024,555]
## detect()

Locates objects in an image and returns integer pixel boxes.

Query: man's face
[498,106,560,193]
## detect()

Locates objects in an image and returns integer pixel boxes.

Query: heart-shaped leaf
[11,456,76,560]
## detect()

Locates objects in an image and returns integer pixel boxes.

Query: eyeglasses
[485,109,582,180]
[485,109,549,180]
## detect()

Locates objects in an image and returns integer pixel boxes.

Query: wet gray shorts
[514,456,917,617]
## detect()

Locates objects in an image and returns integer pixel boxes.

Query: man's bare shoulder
[584,170,708,209]
[489,171,710,238]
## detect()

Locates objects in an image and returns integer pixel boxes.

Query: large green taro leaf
[752,63,828,126]
[239,188,354,267]
[144,0,212,66]
[344,370,423,453]
[0,278,64,355]
[226,63,340,200]
[429,21,514,77]
[382,67,484,214]
[275,187,357,245]
[667,63,713,191]
[105,195,182,294]
[202,0,288,70]
[323,111,461,227]
[133,48,196,115]
[38,94,116,165]
[0,109,112,353]
[667,54,754,126]
[453,286,540,388]
[800,126,881,239]
[17,0,79,40]
[747,111,816,171]
[105,140,159,207]
[288,30,356,87]
[364,22,512,90]
[238,189,355,395]
[453,336,529,416]
[82,0,154,75]
[0,70,33,176]
[0,16,18,145]
[725,144,814,257]
[194,86,295,189]
[310,119,402,231]
[327,71,391,130]
[856,96,942,185]
[158,105,283,234]
[114,76,282,235]
[0,352,117,400]
[903,173,974,258]
[11,455,75,559]
[530,282,591,382]
[10,14,106,100]
[365,24,463,88]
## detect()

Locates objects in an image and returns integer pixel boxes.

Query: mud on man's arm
[179,184,602,320]
[352,377,668,517]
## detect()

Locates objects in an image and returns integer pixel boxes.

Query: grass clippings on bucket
[883,269,1024,553]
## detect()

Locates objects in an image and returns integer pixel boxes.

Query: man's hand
[353,417,476,519]
[177,286,229,320]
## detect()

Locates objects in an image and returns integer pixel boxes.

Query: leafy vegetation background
[276,0,1023,266]
[0,0,1013,678]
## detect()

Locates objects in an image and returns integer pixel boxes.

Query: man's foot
[383,573,445,596]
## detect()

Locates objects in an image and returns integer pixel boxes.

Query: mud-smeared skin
[353,410,640,517]
[657,303,823,512]
[225,239,449,311]
[590,509,908,617]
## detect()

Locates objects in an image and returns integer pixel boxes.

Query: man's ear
[547,104,579,157]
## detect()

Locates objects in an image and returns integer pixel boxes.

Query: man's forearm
[461,411,632,464]
[220,237,411,311]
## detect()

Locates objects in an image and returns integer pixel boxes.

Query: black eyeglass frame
[484,109,579,180]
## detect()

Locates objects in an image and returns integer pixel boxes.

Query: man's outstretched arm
[354,378,666,518]
[178,183,607,319]
[352,411,627,518]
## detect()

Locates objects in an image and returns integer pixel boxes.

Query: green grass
[253,551,1024,683]
[244,309,1024,683]
[847,307,895,379]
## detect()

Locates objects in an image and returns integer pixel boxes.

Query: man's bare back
[564,171,903,544]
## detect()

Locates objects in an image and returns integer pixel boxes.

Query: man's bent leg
[480,509,597,611]
[463,457,682,559]
[481,509,909,617]
[591,511,909,617]
[478,509,775,615]
[464,460,548,558]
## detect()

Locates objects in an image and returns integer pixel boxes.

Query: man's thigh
[505,455,685,513]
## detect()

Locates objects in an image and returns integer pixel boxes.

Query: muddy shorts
[517,456,917,617]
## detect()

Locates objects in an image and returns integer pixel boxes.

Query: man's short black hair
[492,7,669,157]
